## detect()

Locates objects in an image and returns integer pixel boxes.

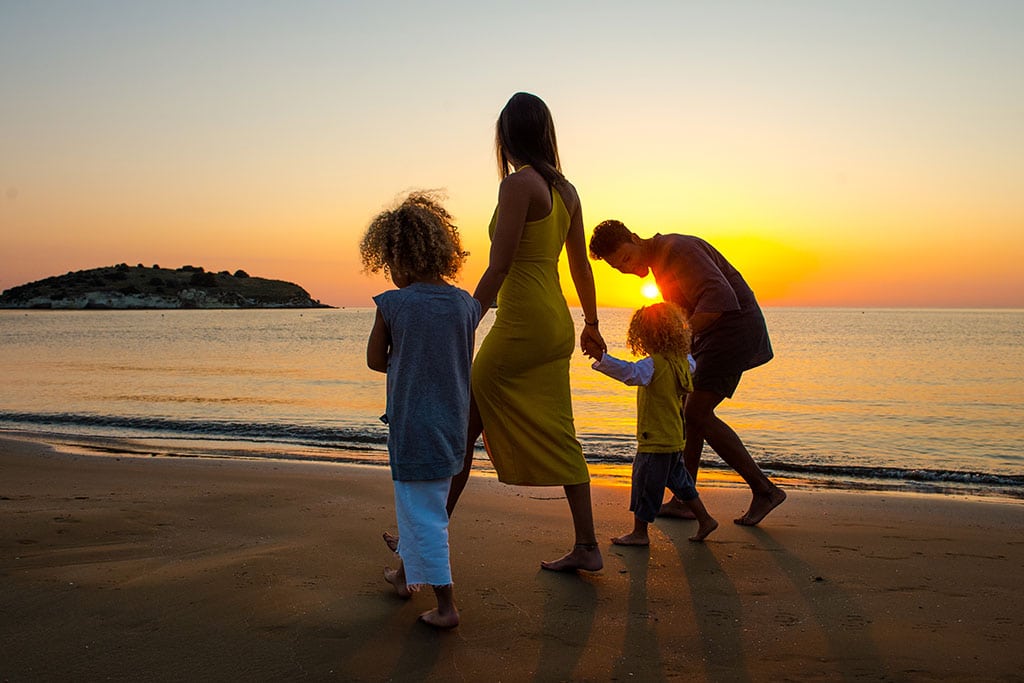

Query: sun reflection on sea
[584,463,754,490]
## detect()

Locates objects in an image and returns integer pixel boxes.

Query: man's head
[589,219,649,277]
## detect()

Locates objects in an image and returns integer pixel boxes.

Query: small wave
[0,410,387,449]
[761,460,1024,489]
[2,410,1021,499]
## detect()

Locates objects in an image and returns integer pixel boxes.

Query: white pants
[393,478,453,589]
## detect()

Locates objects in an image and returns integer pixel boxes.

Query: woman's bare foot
[657,497,697,519]
[734,486,787,526]
[611,532,650,546]
[540,543,604,572]
[689,516,719,542]
[382,531,399,552]
[383,566,411,598]
[419,607,460,629]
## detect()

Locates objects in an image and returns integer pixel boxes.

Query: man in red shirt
[589,220,785,525]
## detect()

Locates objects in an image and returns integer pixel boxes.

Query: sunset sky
[2,1,1022,309]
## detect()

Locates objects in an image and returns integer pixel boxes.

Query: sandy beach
[1,435,1022,682]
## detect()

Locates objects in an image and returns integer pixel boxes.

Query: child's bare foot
[540,543,604,572]
[611,532,650,546]
[734,486,787,526]
[382,531,399,552]
[657,497,697,519]
[383,566,411,598]
[419,607,460,629]
[689,516,719,542]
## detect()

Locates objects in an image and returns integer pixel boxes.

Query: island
[0,264,331,309]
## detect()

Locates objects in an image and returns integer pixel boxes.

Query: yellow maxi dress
[471,185,590,486]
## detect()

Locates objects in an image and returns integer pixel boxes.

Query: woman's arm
[563,185,606,358]
[472,174,529,313]
[366,308,390,373]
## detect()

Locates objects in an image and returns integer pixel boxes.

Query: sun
[641,281,661,300]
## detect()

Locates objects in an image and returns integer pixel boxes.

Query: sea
[1,307,1022,501]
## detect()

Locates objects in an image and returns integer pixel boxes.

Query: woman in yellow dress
[450,92,607,572]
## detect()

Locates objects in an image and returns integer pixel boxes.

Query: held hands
[580,324,607,360]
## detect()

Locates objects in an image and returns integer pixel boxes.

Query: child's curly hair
[626,302,692,358]
[359,191,468,282]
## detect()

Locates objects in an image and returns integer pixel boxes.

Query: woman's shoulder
[500,166,544,192]
[554,178,580,214]
[496,168,536,205]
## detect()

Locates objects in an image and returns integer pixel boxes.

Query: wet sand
[1,435,1022,681]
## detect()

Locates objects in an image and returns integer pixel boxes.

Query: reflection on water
[1,307,1022,498]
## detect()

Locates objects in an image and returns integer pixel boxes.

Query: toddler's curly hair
[626,302,692,358]
[359,191,468,282]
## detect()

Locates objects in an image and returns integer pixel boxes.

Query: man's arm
[661,237,740,326]
[688,311,722,334]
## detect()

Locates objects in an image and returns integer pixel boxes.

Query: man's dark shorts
[692,369,743,399]
[692,308,772,399]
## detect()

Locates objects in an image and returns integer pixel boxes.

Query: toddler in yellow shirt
[592,302,718,545]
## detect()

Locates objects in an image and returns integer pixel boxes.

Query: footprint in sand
[703,608,732,623]
[476,587,515,611]
[983,617,1015,642]
[841,613,870,630]
[773,611,801,627]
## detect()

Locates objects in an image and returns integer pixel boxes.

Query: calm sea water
[1,308,1022,499]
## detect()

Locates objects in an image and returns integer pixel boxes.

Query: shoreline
[2,433,1023,680]
[3,426,1022,505]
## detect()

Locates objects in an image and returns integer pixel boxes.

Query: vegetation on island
[0,263,331,309]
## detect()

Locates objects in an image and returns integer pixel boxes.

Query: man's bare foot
[383,566,411,598]
[689,516,719,542]
[419,608,460,629]
[734,486,787,526]
[657,498,697,519]
[540,543,604,572]
[611,532,650,546]
[382,531,399,552]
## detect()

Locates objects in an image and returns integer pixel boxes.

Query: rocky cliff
[0,264,331,309]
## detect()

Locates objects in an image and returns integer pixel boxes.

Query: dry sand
[1,435,1022,682]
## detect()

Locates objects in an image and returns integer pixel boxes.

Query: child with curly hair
[592,302,718,545]
[361,191,481,628]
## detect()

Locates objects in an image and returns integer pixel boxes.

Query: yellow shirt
[592,351,694,453]
[636,353,693,452]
